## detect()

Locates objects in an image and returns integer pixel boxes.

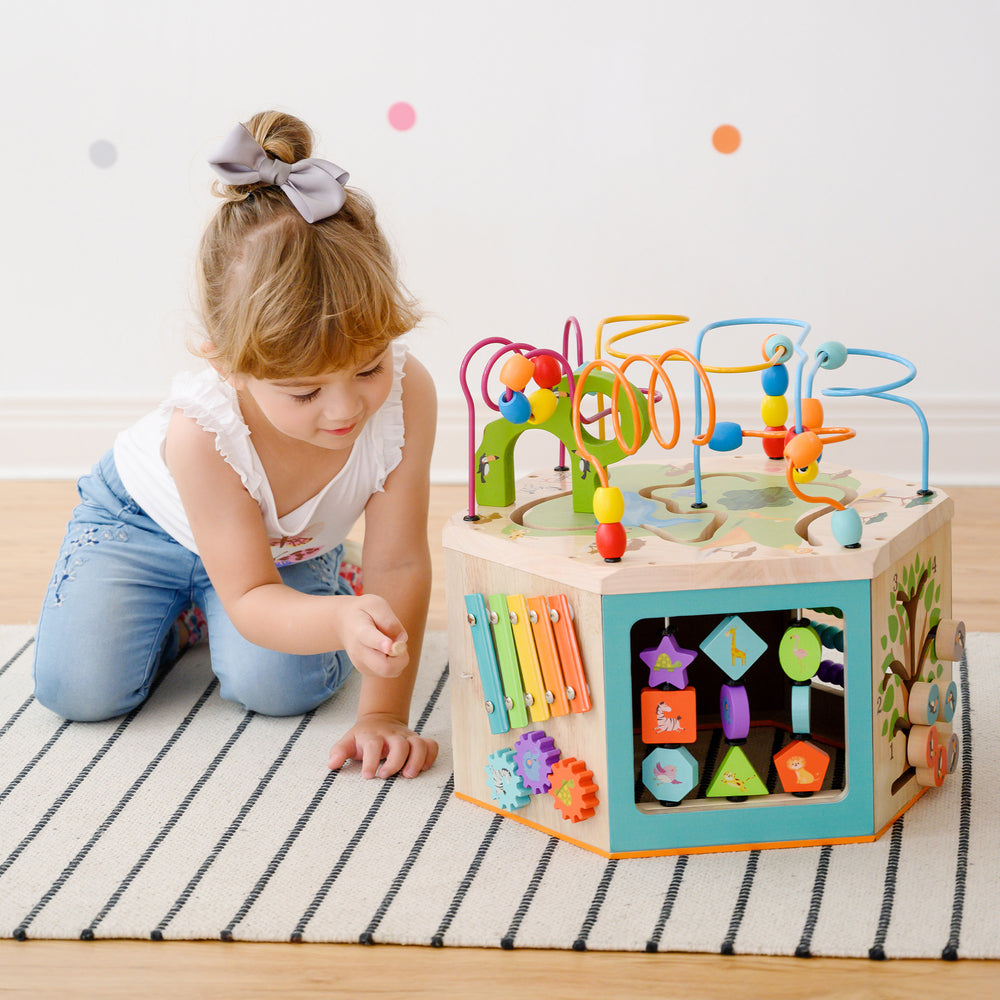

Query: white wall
[2,1,998,484]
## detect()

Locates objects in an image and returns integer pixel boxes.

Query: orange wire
[784,457,846,511]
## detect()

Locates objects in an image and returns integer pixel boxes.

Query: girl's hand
[338,596,410,678]
[328,714,439,779]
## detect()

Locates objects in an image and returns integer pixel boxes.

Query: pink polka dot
[388,102,416,131]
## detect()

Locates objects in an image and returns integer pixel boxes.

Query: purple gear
[512,730,562,794]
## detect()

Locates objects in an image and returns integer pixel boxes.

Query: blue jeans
[33,452,354,722]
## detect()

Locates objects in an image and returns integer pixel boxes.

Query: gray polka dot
[89,140,118,168]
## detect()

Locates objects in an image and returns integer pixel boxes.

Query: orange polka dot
[712,125,741,154]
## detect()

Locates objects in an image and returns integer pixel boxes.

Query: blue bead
[760,363,789,396]
[498,389,531,424]
[831,507,863,547]
[816,341,848,370]
[708,421,743,452]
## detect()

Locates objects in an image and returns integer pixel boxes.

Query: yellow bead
[760,394,788,427]
[526,387,558,425]
[792,461,819,483]
[593,486,625,524]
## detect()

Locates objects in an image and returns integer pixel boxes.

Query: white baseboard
[1,393,996,486]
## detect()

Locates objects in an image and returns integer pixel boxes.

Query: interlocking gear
[548,756,599,823]
[512,730,562,794]
[485,748,531,811]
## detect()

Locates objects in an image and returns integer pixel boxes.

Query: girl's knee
[33,668,141,722]
[214,653,342,717]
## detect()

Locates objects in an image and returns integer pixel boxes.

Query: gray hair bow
[208,123,349,223]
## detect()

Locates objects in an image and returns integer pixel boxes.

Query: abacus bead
[526,387,558,425]
[800,398,824,430]
[531,354,562,390]
[760,363,789,396]
[816,340,848,370]
[595,521,627,560]
[498,389,531,424]
[499,353,535,392]
[593,486,625,524]
[761,394,789,427]
[709,421,743,452]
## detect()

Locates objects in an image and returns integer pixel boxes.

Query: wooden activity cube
[444,455,962,858]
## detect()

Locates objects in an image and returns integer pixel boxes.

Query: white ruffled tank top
[114,340,407,567]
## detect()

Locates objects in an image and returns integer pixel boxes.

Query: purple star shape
[639,633,698,688]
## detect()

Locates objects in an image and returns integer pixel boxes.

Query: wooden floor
[1,480,996,997]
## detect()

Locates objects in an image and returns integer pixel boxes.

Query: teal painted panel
[602,580,873,854]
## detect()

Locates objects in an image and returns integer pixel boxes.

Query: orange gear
[548,757,599,823]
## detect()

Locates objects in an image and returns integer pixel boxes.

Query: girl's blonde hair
[197,110,421,380]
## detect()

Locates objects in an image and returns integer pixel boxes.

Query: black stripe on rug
[719,727,785,955]
[645,854,689,953]
[502,836,559,950]
[85,694,251,940]
[360,773,455,946]
[1,721,71,806]
[573,859,618,950]
[12,678,219,941]
[793,745,845,958]
[0,695,39,744]
[426,804,499,948]
[289,662,449,943]
[151,709,314,941]
[942,647,973,960]
[0,636,34,680]
[221,768,339,941]
[868,814,905,960]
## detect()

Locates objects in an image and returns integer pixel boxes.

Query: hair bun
[246,110,314,165]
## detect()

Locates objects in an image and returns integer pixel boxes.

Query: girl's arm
[327,355,440,779]
[165,413,408,680]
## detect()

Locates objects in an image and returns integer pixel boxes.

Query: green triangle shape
[706,745,769,797]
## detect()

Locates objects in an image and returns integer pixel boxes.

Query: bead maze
[444,315,964,857]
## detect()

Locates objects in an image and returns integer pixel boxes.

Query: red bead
[532,354,562,390]
[595,521,627,561]
[762,425,786,459]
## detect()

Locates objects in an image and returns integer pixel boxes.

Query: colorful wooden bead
[595,521,627,561]
[784,429,822,467]
[638,632,699,689]
[592,486,625,524]
[531,353,562,389]
[760,362,789,396]
[799,397,824,430]
[760,394,789,427]
[708,420,743,452]
[720,683,750,741]
[499,353,534,392]
[641,686,697,744]
[908,681,941,725]
[498,389,531,424]
[526,387,558,425]
[764,333,794,365]
[816,340,848,370]
[641,747,698,804]
[779,624,822,681]
[831,507,863,547]
[762,425,787,459]
[792,461,819,483]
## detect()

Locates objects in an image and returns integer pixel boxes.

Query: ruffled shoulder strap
[373,339,408,491]
[163,369,267,501]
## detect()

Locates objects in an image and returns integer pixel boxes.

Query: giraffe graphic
[726,628,746,670]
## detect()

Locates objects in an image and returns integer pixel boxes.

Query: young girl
[33,110,438,781]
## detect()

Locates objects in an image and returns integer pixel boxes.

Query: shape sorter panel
[602,579,874,856]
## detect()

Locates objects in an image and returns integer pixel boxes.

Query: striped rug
[1,627,996,959]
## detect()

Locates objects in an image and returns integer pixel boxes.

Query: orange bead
[499,353,534,392]
[800,397,824,430]
[784,430,822,467]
